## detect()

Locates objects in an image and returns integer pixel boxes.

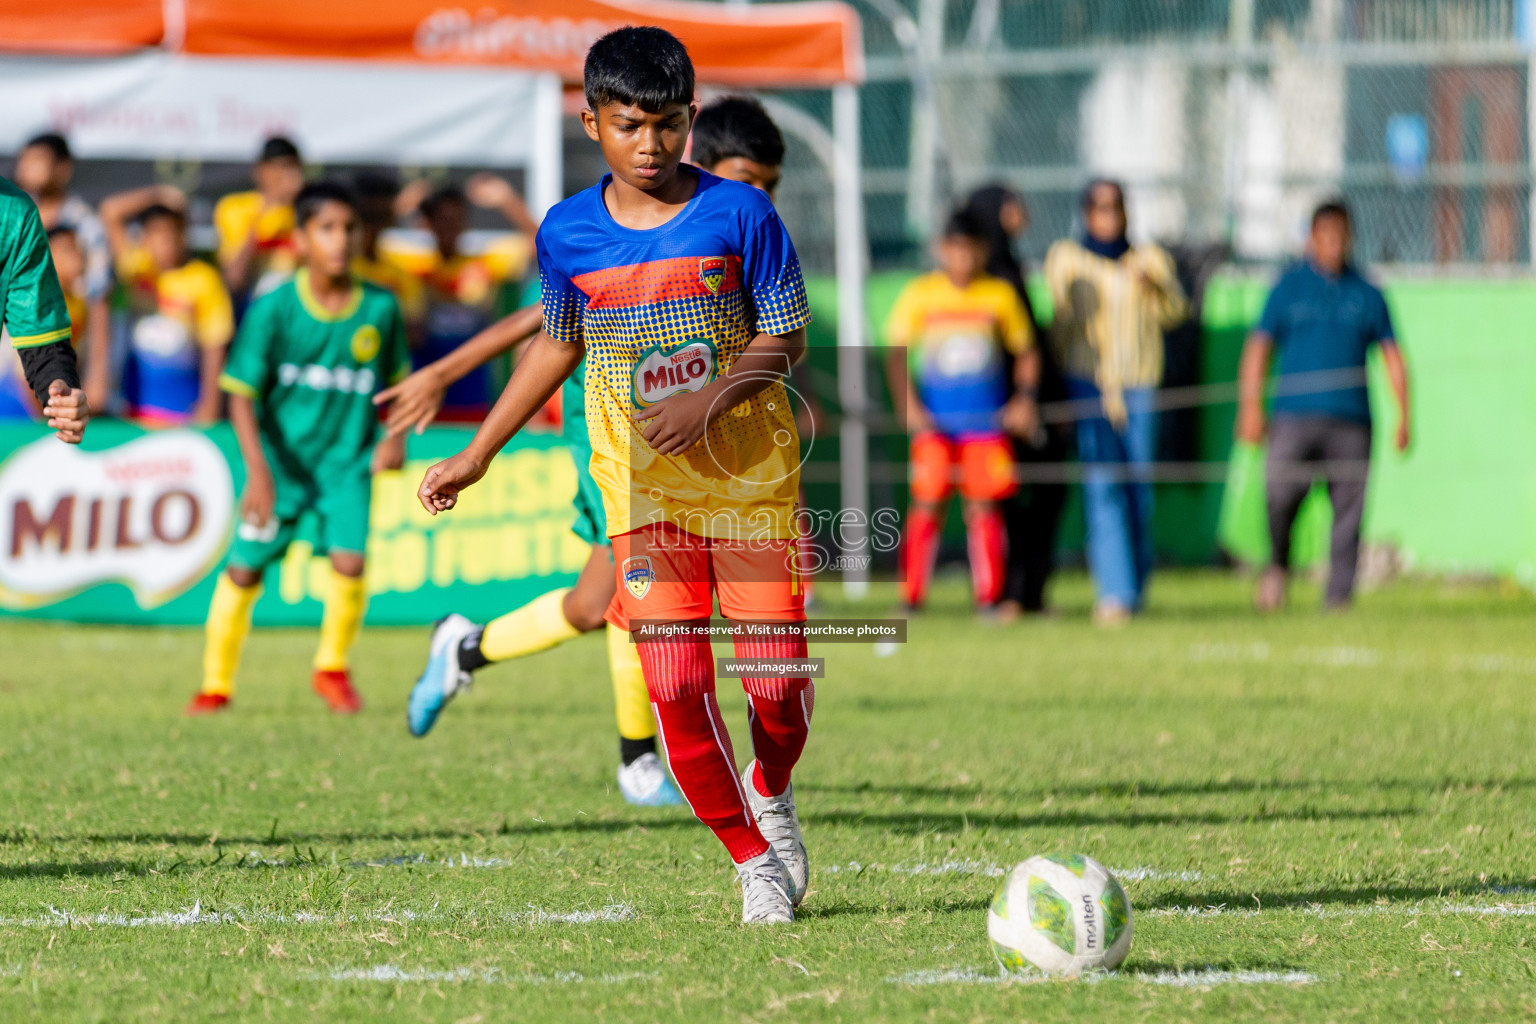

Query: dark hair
[419,185,467,220]
[45,223,79,241]
[24,132,71,162]
[584,26,695,113]
[941,207,989,243]
[259,136,302,163]
[294,181,356,226]
[1311,198,1351,229]
[352,171,400,203]
[1080,177,1125,212]
[691,96,784,170]
[138,203,186,228]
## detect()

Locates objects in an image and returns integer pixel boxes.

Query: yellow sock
[607,622,657,741]
[202,574,261,697]
[480,588,582,662]
[313,569,368,671]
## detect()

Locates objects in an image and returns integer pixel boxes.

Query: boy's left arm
[372,300,413,470]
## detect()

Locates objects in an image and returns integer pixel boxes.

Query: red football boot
[312,669,363,714]
[185,692,231,715]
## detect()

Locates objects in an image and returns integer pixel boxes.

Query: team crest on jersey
[631,337,718,408]
[699,256,727,294]
[350,324,381,363]
[622,556,655,599]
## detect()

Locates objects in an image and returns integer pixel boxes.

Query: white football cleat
[407,613,477,737]
[736,848,794,925]
[741,761,808,907]
[616,752,684,806]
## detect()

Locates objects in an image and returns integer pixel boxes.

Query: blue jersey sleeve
[741,207,811,338]
[537,227,585,345]
[1255,272,1289,344]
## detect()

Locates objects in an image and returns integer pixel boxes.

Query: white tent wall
[0,52,563,215]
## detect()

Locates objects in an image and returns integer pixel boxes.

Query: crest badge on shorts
[622,556,655,599]
[699,256,727,294]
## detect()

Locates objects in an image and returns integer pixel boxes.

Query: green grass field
[6,570,1536,1022]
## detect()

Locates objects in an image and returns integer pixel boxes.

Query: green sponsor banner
[0,420,587,625]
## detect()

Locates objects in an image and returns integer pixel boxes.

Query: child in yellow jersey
[101,185,234,426]
[883,208,1039,612]
[215,136,304,309]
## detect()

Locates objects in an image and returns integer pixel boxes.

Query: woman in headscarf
[961,185,1064,617]
[1043,179,1187,625]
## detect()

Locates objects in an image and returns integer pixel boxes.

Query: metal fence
[756,0,1536,274]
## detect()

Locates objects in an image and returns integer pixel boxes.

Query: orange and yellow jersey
[353,254,426,324]
[214,191,298,299]
[63,291,87,345]
[883,271,1033,437]
[117,247,234,419]
[538,170,812,541]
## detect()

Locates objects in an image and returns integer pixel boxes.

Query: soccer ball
[987,853,1133,976]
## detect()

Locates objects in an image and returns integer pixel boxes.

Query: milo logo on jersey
[631,337,718,408]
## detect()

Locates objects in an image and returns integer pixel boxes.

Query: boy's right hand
[417,452,489,515]
[374,369,447,438]
[240,468,276,529]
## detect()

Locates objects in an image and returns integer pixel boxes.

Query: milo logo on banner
[631,337,717,409]
[0,432,233,609]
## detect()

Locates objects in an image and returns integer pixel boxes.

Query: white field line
[1149,893,1536,919]
[818,860,1200,882]
[236,851,514,869]
[0,900,634,929]
[317,966,658,985]
[1189,642,1536,677]
[888,967,1319,987]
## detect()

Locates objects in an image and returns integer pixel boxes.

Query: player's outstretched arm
[417,331,583,515]
[632,328,807,456]
[374,303,543,438]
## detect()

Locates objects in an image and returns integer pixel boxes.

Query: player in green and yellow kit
[0,174,90,441]
[189,181,408,716]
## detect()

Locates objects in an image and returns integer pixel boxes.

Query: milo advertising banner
[0,421,586,625]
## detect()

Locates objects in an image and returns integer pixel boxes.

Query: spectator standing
[410,175,537,420]
[12,133,113,412]
[351,172,426,333]
[101,186,234,426]
[885,208,1040,612]
[215,136,304,310]
[1044,180,1186,625]
[1236,199,1410,611]
[963,184,1067,617]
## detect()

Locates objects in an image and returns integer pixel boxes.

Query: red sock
[639,640,767,863]
[902,506,940,607]
[967,505,1006,605]
[735,636,814,798]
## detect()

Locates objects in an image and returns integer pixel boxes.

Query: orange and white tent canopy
[0,0,863,86]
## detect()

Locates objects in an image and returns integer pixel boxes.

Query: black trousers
[1264,415,1372,604]
[1002,432,1068,611]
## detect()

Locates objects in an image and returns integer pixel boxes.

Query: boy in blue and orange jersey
[415,28,814,925]
[884,208,1039,612]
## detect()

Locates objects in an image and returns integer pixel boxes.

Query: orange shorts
[910,432,1018,504]
[606,521,807,631]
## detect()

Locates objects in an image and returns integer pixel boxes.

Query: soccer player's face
[707,157,782,202]
[584,102,696,192]
[14,146,67,196]
[1311,214,1350,274]
[256,157,305,205]
[142,217,186,272]
[299,201,358,279]
[937,235,985,286]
